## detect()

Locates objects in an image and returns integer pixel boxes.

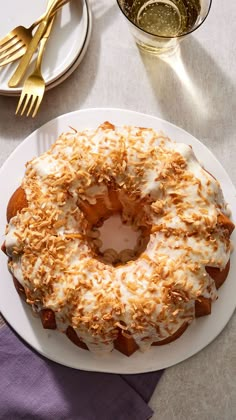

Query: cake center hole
[90,213,148,265]
[99,213,140,252]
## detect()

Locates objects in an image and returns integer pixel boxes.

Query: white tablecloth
[0,1,235,418]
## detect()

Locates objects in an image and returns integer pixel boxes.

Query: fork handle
[30,0,71,31]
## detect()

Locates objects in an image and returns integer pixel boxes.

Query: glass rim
[116,0,213,40]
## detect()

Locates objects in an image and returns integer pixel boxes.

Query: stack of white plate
[0,0,92,96]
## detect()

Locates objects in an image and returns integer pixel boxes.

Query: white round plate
[0,108,235,374]
[0,0,89,95]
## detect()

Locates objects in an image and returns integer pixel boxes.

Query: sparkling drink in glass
[117,0,212,55]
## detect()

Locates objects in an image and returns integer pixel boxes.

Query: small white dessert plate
[0,0,89,95]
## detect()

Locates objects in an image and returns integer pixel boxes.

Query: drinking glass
[117,0,212,55]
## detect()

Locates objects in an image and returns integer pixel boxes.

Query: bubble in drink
[120,0,201,37]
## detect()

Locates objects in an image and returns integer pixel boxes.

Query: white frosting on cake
[5,122,233,353]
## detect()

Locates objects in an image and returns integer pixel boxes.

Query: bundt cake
[2,122,234,356]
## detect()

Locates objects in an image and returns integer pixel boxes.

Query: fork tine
[15,93,31,116]
[0,39,22,56]
[27,95,38,117]
[32,95,44,118]
[0,33,14,47]
[15,92,26,115]
[0,41,25,62]
[0,46,26,67]
[0,35,21,53]
[21,94,33,116]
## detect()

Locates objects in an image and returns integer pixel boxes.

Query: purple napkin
[0,323,163,420]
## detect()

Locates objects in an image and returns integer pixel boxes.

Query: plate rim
[0,107,235,374]
[45,0,92,92]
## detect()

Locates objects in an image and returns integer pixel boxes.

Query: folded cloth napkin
[0,322,163,420]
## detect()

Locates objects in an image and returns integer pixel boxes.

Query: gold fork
[15,15,55,118]
[0,0,69,67]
